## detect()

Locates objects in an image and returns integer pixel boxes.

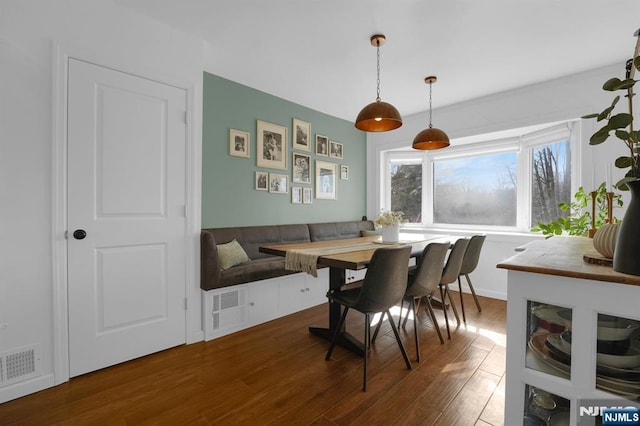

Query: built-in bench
[200,220,375,290]
[200,220,375,340]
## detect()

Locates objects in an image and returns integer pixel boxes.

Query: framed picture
[291,187,302,204]
[292,118,311,152]
[269,173,289,194]
[340,165,349,180]
[329,141,343,159]
[315,160,337,200]
[229,129,250,158]
[315,134,329,157]
[257,120,287,170]
[292,153,311,183]
[303,188,313,204]
[255,171,268,190]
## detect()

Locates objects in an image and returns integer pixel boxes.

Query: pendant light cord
[428,81,433,129]
[376,41,381,102]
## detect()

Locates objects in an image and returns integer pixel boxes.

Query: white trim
[51,44,202,386]
[185,77,204,344]
[52,44,70,385]
[0,374,55,404]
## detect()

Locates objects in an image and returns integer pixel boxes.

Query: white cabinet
[247,281,278,325]
[203,269,329,341]
[277,268,329,316]
[345,268,366,285]
[504,270,640,426]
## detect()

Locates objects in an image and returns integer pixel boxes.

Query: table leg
[308,266,365,356]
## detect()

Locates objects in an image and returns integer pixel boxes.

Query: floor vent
[0,344,41,387]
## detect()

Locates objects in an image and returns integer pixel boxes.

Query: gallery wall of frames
[202,72,367,228]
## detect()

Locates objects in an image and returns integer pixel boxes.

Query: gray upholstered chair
[400,242,450,359]
[438,238,470,339]
[456,234,486,323]
[325,245,412,391]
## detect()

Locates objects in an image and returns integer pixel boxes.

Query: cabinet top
[497,236,640,286]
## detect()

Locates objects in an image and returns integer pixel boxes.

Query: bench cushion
[220,257,299,287]
[308,221,375,241]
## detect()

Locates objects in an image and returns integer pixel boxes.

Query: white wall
[367,63,631,300]
[0,0,203,403]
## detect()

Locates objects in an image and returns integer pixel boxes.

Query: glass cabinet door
[594,313,640,400]
[524,385,570,425]
[526,301,572,379]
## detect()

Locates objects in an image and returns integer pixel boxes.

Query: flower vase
[613,180,640,275]
[381,225,399,243]
[592,223,620,259]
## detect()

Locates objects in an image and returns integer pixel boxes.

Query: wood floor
[0,291,506,425]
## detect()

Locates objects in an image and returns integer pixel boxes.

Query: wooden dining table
[259,233,453,356]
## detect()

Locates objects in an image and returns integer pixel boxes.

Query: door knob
[73,229,87,240]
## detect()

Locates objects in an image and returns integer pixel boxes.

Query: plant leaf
[589,126,610,145]
[615,130,630,140]
[611,95,620,107]
[598,106,615,121]
[613,78,636,90]
[635,56,640,71]
[608,113,632,129]
[582,113,599,119]
[615,156,633,168]
[603,78,622,91]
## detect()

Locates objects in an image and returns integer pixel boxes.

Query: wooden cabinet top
[497,236,640,286]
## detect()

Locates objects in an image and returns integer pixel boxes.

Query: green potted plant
[582,28,640,274]
[531,183,622,239]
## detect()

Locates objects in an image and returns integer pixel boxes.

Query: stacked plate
[528,329,640,401]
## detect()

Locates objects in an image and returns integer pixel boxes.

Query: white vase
[593,223,620,259]
[381,225,399,243]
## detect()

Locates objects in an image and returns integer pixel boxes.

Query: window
[530,139,571,227]
[381,122,576,232]
[433,150,517,226]
[390,160,422,222]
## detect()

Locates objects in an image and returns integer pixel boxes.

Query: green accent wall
[202,72,367,227]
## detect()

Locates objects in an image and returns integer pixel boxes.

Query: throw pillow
[217,239,250,270]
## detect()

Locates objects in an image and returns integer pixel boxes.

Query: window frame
[380,121,579,233]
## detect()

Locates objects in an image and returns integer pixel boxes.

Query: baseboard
[0,373,55,404]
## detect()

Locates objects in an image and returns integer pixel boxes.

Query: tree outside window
[390,162,422,223]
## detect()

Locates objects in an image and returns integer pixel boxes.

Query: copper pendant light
[412,76,450,150]
[355,34,403,132]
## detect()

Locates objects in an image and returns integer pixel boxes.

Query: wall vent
[211,288,245,331]
[0,344,41,387]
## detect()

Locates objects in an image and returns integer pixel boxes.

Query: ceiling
[114,0,640,123]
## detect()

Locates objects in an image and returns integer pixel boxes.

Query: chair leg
[445,284,461,325]
[397,298,406,328]
[457,276,467,324]
[425,296,445,344]
[401,297,415,328]
[325,306,349,361]
[409,298,420,362]
[372,311,383,342]
[386,309,412,371]
[363,313,370,391]
[466,274,482,312]
[439,285,451,339]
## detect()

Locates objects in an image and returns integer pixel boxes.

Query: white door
[67,58,187,377]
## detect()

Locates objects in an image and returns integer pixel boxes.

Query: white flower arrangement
[374,210,405,227]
